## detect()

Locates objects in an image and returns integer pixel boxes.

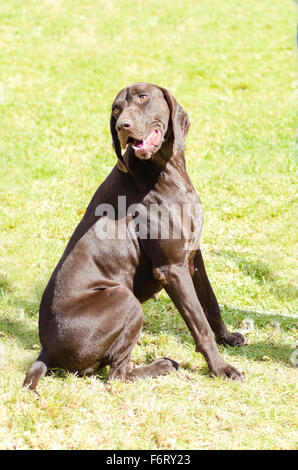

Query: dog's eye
[139,95,148,103]
[113,108,120,115]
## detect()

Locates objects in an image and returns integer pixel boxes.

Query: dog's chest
[140,178,204,249]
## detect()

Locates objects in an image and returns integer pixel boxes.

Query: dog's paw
[210,361,243,381]
[151,358,179,376]
[217,331,247,347]
[163,357,179,371]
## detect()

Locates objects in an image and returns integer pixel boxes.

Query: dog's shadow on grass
[218,305,296,367]
[143,297,297,369]
[0,274,41,350]
[216,249,298,304]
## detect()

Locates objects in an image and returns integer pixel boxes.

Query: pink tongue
[146,130,161,146]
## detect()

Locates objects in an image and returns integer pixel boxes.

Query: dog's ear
[158,87,190,155]
[110,114,128,173]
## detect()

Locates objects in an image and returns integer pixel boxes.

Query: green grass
[0,0,297,450]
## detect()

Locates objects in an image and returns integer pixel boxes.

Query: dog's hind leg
[107,289,178,381]
[23,347,51,392]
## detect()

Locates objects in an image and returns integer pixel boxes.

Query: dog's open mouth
[126,129,162,153]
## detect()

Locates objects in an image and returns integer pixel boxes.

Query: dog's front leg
[153,264,243,381]
[192,249,247,347]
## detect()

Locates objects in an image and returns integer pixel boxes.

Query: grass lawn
[0,0,297,450]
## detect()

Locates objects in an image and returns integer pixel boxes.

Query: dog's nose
[116,118,133,132]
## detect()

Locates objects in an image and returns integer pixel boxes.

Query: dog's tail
[23,347,51,393]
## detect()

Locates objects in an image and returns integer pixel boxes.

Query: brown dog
[23,83,246,392]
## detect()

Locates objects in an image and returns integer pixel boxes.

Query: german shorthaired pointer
[24,83,246,392]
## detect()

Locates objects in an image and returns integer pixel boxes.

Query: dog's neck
[121,132,188,188]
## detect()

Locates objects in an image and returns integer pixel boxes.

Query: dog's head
[110,82,190,170]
